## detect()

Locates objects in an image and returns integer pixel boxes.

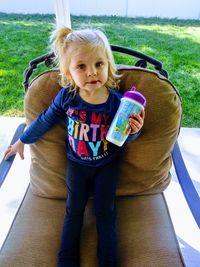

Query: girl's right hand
[4,139,25,160]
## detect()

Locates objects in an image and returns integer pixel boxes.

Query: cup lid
[123,87,146,106]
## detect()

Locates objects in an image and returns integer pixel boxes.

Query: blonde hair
[50,27,119,91]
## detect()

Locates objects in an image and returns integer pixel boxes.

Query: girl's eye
[96,61,104,68]
[77,64,85,70]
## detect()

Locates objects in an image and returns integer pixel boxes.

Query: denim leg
[57,161,92,267]
[94,160,120,267]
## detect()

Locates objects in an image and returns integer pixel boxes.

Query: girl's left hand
[128,109,145,134]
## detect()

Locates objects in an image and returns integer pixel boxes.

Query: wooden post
[54,0,71,29]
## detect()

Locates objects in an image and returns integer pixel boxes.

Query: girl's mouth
[87,80,100,84]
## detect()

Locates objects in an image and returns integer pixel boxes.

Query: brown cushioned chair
[0,61,185,266]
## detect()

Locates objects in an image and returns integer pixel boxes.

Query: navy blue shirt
[20,88,139,166]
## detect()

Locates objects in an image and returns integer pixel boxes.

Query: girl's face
[66,45,109,93]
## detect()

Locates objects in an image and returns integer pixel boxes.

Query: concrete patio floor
[0,116,200,266]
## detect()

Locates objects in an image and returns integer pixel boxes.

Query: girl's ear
[65,71,71,80]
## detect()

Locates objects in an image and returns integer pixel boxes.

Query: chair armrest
[0,123,26,187]
[172,141,200,228]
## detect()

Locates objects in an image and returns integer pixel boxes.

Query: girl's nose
[88,66,97,76]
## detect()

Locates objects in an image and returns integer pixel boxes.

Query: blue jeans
[57,159,120,267]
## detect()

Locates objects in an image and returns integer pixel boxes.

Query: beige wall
[0,0,199,20]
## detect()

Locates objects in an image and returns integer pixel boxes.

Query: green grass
[0,13,200,127]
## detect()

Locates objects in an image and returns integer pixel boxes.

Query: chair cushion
[24,67,182,199]
[0,189,184,267]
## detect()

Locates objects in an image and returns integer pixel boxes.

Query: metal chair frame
[1,45,199,229]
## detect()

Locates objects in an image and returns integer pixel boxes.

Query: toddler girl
[4,27,145,267]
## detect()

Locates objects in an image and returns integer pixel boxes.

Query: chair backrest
[24,66,182,199]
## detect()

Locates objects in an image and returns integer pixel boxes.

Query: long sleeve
[126,130,141,143]
[20,88,68,144]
